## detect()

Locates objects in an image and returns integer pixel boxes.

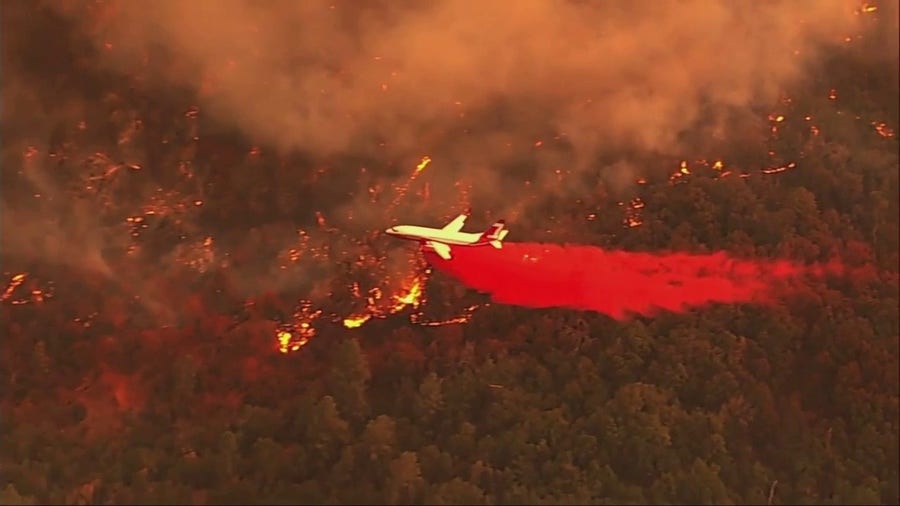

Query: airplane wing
[425,241,452,260]
[441,214,468,233]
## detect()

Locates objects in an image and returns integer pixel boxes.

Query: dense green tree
[386,451,425,505]
[305,395,351,470]
[327,338,372,423]
[428,477,488,506]
[0,484,36,506]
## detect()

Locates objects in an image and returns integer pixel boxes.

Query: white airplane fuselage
[384,214,508,260]
[385,225,488,246]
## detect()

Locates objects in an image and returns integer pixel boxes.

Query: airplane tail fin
[478,220,507,248]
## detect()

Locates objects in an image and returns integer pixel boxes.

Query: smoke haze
[46,0,867,160]
[0,0,892,320]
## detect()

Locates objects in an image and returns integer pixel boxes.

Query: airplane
[384,212,509,260]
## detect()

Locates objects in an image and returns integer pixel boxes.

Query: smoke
[0,1,885,321]
[48,0,864,160]
[424,243,847,318]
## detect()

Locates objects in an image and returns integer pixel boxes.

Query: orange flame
[276,300,321,354]
[394,277,423,309]
[388,156,434,214]
[873,122,895,138]
[2,273,27,302]
[618,198,645,228]
[858,3,877,14]
[415,156,432,173]
[2,273,52,305]
[410,304,484,327]
[340,274,426,329]
[762,162,797,175]
[343,314,372,328]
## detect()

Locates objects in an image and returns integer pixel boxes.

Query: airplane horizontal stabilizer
[478,220,507,243]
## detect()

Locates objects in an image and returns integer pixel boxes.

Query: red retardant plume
[423,242,846,319]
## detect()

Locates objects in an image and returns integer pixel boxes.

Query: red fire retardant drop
[423,242,845,319]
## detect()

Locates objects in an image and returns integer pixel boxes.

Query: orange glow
[14,85,827,360]
[619,198,645,228]
[277,330,308,353]
[2,273,27,302]
[339,274,427,330]
[2,273,52,305]
[393,276,424,310]
[343,314,372,328]
[415,156,432,173]
[410,304,483,327]
[873,122,895,138]
[859,3,877,13]
[276,300,321,354]
[669,161,692,182]
[175,236,216,272]
[762,162,797,175]
[388,156,433,213]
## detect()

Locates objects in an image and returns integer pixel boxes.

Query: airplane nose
[385,227,396,234]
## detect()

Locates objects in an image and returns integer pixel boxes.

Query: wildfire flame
[857,3,877,14]
[762,162,798,175]
[415,156,432,173]
[277,300,322,354]
[339,274,425,331]
[769,113,786,135]
[2,273,53,305]
[388,155,434,215]
[2,273,27,302]
[410,303,484,327]
[12,75,865,357]
[617,197,646,228]
[393,277,424,310]
[873,122,895,138]
[174,236,216,272]
[342,314,371,328]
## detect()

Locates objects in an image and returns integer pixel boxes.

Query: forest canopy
[1,1,898,505]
